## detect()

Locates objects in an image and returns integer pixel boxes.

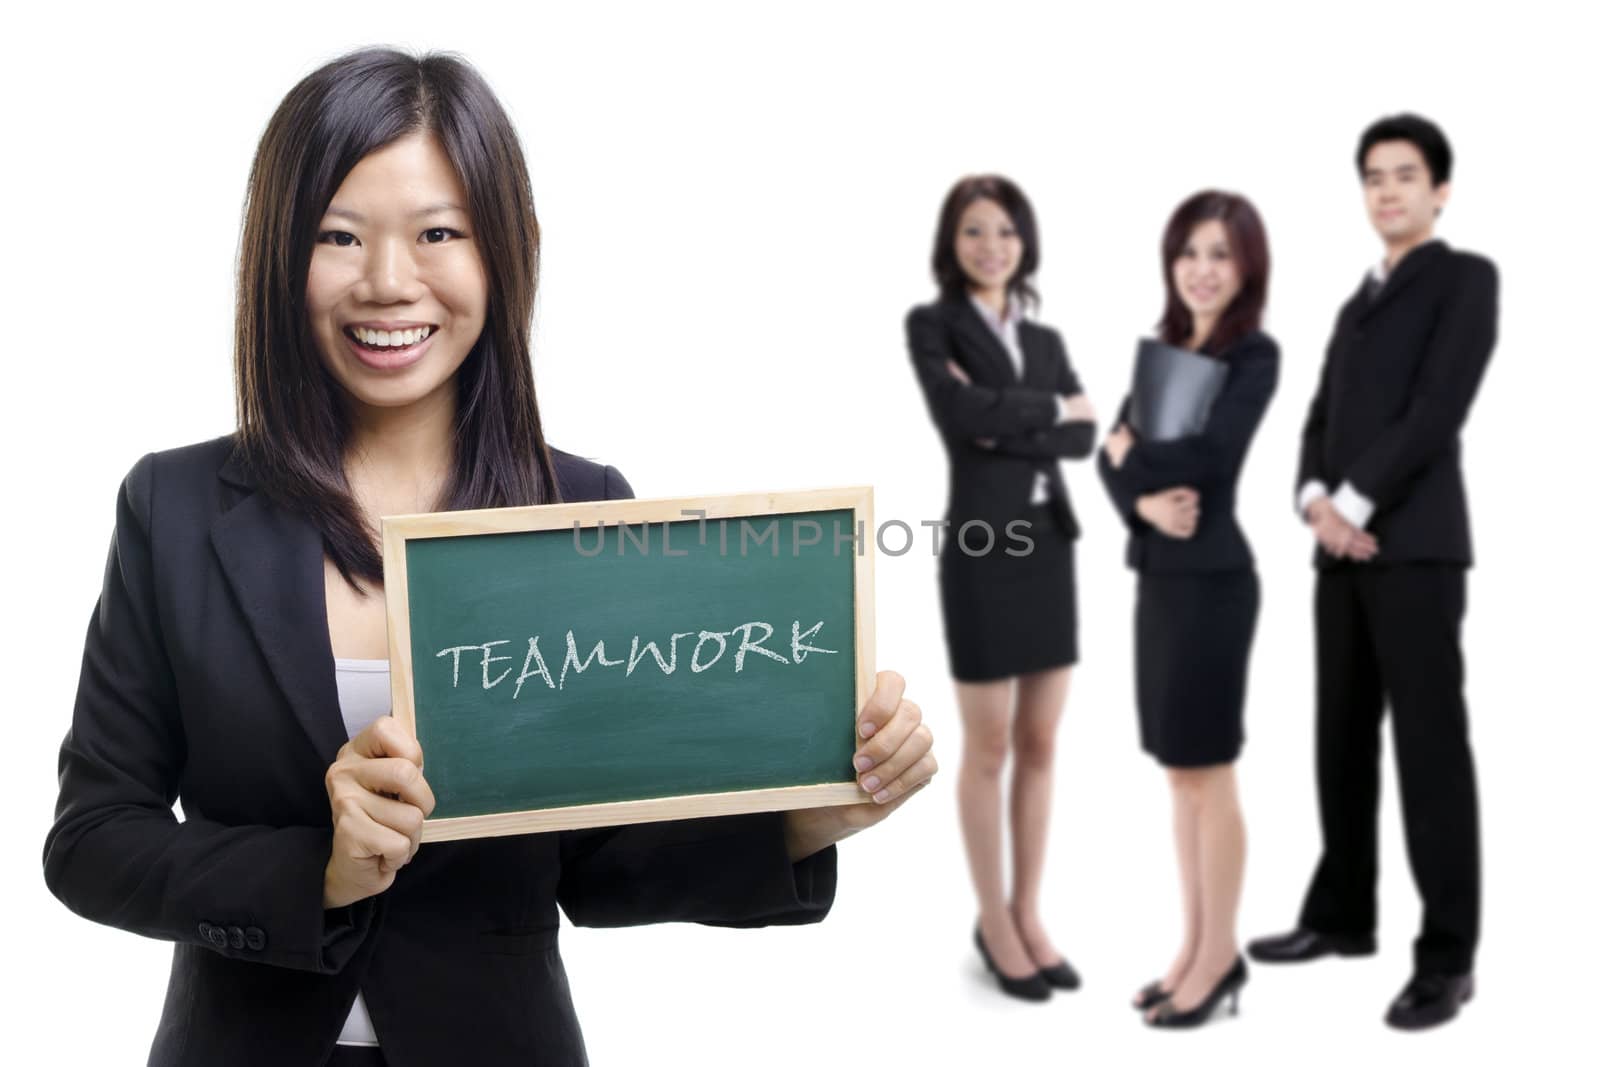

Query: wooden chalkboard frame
[382,487,876,842]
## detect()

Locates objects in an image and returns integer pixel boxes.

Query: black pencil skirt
[1135,569,1259,767]
[938,504,1079,683]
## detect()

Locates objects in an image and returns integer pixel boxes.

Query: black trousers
[1297,563,1481,975]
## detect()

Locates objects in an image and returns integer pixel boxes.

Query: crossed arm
[1097,336,1279,538]
[905,306,1097,457]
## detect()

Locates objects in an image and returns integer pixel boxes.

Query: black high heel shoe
[1132,979,1172,1010]
[973,926,1051,1002]
[1144,956,1248,1028]
[1038,957,1081,991]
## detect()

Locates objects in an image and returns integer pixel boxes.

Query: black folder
[1127,338,1228,441]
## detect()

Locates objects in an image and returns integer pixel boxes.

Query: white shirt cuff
[1054,396,1070,425]
[1030,473,1051,504]
[1296,480,1329,519]
[1331,481,1375,529]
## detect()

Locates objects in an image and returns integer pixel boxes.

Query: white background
[3,1,1596,1064]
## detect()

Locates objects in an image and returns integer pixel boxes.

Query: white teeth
[350,326,433,347]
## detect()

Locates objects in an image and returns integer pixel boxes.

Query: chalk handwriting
[435,620,837,695]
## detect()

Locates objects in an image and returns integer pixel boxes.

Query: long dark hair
[235,47,556,587]
[1157,190,1270,356]
[931,174,1041,310]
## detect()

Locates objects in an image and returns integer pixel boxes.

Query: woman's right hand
[1136,487,1201,539]
[322,716,436,909]
[1062,394,1096,423]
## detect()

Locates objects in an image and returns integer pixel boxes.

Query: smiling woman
[1096,190,1277,1029]
[906,175,1096,1003]
[43,46,936,1067]
[307,136,486,400]
[233,54,550,593]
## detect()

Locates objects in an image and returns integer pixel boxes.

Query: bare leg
[1155,764,1247,1016]
[1136,767,1203,1005]
[1008,666,1071,968]
[955,678,1033,977]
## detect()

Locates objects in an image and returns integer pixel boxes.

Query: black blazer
[1297,241,1498,568]
[1097,331,1279,573]
[906,296,1096,540]
[43,436,835,1067]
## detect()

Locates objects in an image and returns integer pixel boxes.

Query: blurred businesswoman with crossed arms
[43,48,935,1066]
[1098,191,1278,1028]
[907,175,1096,1001]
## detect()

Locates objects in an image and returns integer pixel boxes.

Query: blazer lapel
[212,454,347,764]
[1017,324,1049,388]
[1359,239,1447,321]
[947,298,1019,384]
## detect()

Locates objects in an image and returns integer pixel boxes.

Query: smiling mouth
[344,324,435,353]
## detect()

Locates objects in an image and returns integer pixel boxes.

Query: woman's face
[954,197,1022,294]
[1171,218,1242,324]
[306,131,488,417]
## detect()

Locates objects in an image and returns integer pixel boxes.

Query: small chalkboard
[382,489,875,841]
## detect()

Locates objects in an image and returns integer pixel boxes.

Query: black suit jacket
[906,296,1096,540]
[1297,241,1498,568]
[43,436,835,1067]
[1097,331,1279,573]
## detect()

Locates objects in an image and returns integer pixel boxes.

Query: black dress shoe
[973,926,1051,1002]
[1385,972,1474,1030]
[1038,958,1081,991]
[1246,928,1376,963]
[1132,979,1172,1011]
[1145,957,1248,1029]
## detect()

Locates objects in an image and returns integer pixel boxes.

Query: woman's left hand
[1104,422,1135,468]
[782,670,936,861]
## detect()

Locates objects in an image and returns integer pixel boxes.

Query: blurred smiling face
[954,197,1022,295]
[305,130,488,415]
[1362,139,1449,248]
[1171,218,1241,324]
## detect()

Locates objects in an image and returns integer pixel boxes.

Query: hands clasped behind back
[323,716,436,909]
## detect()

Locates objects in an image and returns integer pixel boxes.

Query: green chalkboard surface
[384,490,874,840]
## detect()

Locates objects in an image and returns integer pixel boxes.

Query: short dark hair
[1158,190,1271,357]
[1356,113,1452,185]
[235,47,557,587]
[930,175,1040,308]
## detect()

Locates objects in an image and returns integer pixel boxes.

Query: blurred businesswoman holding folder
[1098,191,1278,1028]
[42,49,935,1067]
[907,176,1096,1001]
